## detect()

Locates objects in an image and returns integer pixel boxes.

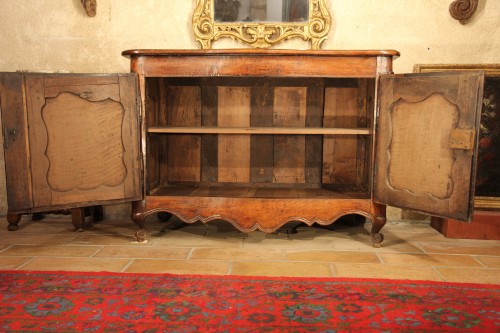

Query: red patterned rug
[0,270,498,332]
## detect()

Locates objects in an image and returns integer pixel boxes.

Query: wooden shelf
[148,126,371,135]
[149,183,370,199]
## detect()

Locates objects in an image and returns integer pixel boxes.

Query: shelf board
[148,126,371,135]
[149,183,370,199]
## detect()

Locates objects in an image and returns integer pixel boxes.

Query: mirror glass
[214,0,309,23]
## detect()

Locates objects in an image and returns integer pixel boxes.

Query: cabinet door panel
[22,74,141,210]
[374,72,484,221]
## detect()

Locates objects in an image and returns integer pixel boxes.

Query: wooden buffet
[1,49,484,247]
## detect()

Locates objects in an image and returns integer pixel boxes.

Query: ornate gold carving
[449,0,479,24]
[193,0,331,49]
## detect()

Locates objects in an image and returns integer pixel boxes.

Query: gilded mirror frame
[193,0,332,49]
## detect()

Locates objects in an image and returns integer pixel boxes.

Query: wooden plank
[45,83,121,102]
[322,86,359,185]
[117,74,142,200]
[166,86,202,182]
[356,79,374,190]
[218,87,251,183]
[157,79,170,186]
[250,86,274,183]
[145,79,161,191]
[305,84,324,184]
[43,75,118,87]
[44,75,120,102]
[273,87,307,183]
[201,85,218,182]
[25,76,52,207]
[138,53,381,78]
[0,73,32,211]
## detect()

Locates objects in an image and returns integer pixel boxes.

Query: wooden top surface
[122,49,400,58]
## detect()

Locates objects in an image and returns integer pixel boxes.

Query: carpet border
[1,269,499,289]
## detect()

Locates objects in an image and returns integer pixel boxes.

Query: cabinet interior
[144,77,375,199]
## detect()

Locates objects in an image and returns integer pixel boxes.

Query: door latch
[450,128,475,150]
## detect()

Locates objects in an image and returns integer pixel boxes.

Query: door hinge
[450,128,475,150]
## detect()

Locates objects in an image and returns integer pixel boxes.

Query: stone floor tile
[94,246,191,259]
[333,263,443,281]
[0,233,78,246]
[0,216,497,284]
[1,245,101,257]
[418,242,500,256]
[473,256,500,269]
[191,248,285,261]
[20,257,130,272]
[242,237,334,250]
[329,237,424,253]
[231,261,333,277]
[152,234,243,248]
[285,250,380,263]
[378,253,483,267]
[125,259,229,275]
[70,234,146,246]
[0,257,33,270]
[435,267,500,284]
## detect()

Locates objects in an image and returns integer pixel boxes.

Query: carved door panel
[374,72,484,221]
[1,73,142,212]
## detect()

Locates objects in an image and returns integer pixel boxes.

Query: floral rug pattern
[0,271,498,332]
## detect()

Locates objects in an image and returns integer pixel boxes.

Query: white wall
[0,0,499,218]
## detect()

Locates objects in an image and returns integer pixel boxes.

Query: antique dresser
[0,49,484,247]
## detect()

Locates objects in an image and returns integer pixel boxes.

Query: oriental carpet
[0,270,498,332]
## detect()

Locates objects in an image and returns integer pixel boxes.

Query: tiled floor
[0,215,499,284]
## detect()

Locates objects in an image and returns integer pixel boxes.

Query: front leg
[131,200,147,242]
[7,213,21,231]
[71,208,86,232]
[371,203,386,248]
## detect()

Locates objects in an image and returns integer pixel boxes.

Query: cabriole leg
[131,200,147,242]
[371,203,387,248]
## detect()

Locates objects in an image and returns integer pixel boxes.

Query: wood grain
[273,87,307,183]
[323,86,359,185]
[217,87,251,182]
[166,86,202,182]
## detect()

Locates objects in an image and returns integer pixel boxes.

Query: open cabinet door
[1,73,142,213]
[374,72,484,221]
